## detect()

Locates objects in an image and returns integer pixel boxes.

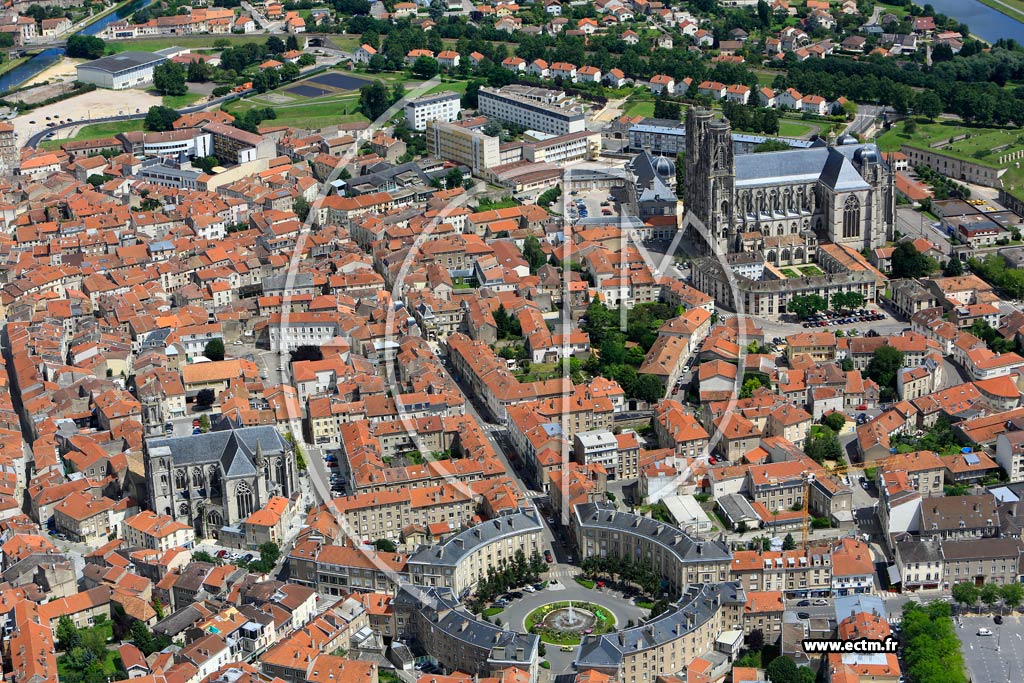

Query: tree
[915,90,943,120]
[443,167,464,191]
[56,615,81,651]
[186,59,210,83]
[740,376,762,399]
[943,257,964,277]
[66,34,105,59]
[252,68,280,93]
[286,34,299,52]
[199,414,211,432]
[1001,582,1024,609]
[634,374,666,403]
[412,55,440,79]
[266,36,286,54]
[258,541,281,567]
[756,0,770,26]
[196,388,216,408]
[203,338,225,362]
[359,82,391,120]
[653,95,681,120]
[782,533,796,550]
[832,291,864,311]
[890,240,937,278]
[373,538,398,552]
[291,345,324,363]
[865,345,905,397]
[293,196,311,221]
[153,61,188,96]
[804,425,842,463]
[144,105,179,132]
[980,582,1002,610]
[822,411,846,432]
[787,293,827,319]
[951,581,980,609]
[903,118,918,135]
[522,235,546,274]
[765,655,815,683]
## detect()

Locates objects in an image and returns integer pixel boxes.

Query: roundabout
[524,600,617,645]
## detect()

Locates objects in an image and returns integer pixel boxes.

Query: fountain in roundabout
[541,601,597,633]
[526,600,616,644]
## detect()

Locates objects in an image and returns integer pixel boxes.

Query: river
[917,0,1024,44]
[0,0,154,93]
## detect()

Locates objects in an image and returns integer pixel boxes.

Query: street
[959,614,1024,682]
[896,206,951,257]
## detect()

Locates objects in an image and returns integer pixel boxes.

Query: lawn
[625,99,655,118]
[778,119,814,137]
[482,607,504,617]
[574,577,596,589]
[780,268,800,278]
[163,92,204,109]
[515,361,562,383]
[41,119,144,150]
[876,119,1024,167]
[525,601,617,645]
[106,35,266,54]
[56,621,118,680]
[225,96,368,129]
[425,79,470,95]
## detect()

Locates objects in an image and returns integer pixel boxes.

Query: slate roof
[735,142,883,190]
[147,425,286,478]
[575,582,744,667]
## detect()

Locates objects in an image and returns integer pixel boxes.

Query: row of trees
[786,291,865,320]
[900,601,967,683]
[580,554,662,598]
[472,549,546,604]
[951,580,1024,611]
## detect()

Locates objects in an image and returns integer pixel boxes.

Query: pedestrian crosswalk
[546,566,582,580]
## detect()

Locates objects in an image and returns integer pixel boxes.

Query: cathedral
[145,426,297,538]
[683,107,894,266]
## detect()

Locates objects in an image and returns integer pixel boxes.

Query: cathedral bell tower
[684,107,736,254]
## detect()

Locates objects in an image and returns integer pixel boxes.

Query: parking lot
[567,188,619,225]
[959,615,1024,682]
[798,309,888,330]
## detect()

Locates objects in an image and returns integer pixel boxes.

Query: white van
[977,627,994,636]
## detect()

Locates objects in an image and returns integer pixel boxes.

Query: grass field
[41,119,144,149]
[624,99,655,118]
[106,35,266,54]
[163,92,204,108]
[778,119,814,137]
[876,119,1024,167]
[225,94,368,129]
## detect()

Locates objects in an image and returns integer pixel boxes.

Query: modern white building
[573,430,618,475]
[75,51,167,90]
[478,85,587,136]
[404,90,461,131]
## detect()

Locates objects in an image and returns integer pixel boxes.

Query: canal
[0,0,154,93]
[923,0,1024,44]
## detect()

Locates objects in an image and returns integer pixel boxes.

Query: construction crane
[801,472,816,550]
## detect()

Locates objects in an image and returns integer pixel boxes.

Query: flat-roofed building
[404,90,461,131]
[76,51,167,89]
[426,120,500,176]
[478,85,587,136]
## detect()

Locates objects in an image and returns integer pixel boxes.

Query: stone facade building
[144,426,297,537]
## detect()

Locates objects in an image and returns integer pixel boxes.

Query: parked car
[994,615,1004,624]
[544,550,554,563]
[797,600,810,607]
[978,627,994,636]
[523,585,536,593]
[534,583,545,591]
[561,645,574,652]
[797,612,811,620]
[508,591,524,600]
[217,550,228,558]
[813,599,828,606]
